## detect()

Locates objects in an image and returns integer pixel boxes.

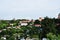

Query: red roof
[34,24,41,27]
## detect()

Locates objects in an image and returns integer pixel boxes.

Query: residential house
[19,19,30,26]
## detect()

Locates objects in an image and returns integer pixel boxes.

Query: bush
[47,33,57,40]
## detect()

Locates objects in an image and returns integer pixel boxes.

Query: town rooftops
[34,24,41,27]
[20,19,30,26]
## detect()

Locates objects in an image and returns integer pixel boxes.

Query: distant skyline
[0,0,60,20]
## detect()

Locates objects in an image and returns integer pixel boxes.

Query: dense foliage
[0,17,60,40]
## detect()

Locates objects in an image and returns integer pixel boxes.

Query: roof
[34,24,41,27]
[58,13,60,16]
[20,20,30,23]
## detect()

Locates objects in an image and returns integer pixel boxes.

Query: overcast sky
[0,0,60,20]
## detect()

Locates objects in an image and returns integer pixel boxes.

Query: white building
[21,23,28,26]
[20,19,30,26]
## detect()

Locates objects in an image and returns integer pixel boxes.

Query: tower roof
[58,13,60,16]
[58,13,60,19]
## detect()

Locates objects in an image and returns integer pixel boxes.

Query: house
[19,19,30,26]
[34,24,41,27]
[34,17,43,27]
[39,17,44,21]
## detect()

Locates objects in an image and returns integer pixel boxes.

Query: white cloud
[0,0,60,19]
[0,0,60,12]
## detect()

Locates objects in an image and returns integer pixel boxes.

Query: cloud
[0,0,60,12]
[0,0,60,19]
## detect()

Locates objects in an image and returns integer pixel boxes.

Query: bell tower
[58,13,60,19]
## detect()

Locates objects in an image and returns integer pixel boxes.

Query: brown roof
[20,20,30,23]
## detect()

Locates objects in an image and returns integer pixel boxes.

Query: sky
[0,0,60,20]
